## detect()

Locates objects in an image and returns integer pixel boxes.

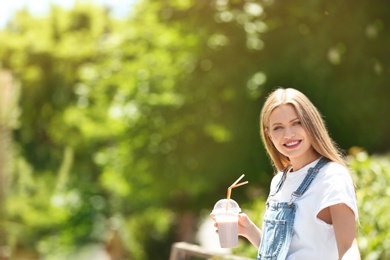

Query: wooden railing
[169,242,253,260]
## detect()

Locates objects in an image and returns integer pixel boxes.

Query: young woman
[216,88,360,259]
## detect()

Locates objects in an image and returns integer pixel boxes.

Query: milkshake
[212,199,241,248]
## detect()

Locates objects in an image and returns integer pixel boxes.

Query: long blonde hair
[260,87,347,172]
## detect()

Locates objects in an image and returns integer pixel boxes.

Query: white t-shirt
[267,158,358,260]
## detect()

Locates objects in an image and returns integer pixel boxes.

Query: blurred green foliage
[0,0,389,259]
[350,150,390,260]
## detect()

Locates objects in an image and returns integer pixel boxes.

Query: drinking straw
[231,181,249,189]
[230,174,245,188]
[226,174,249,211]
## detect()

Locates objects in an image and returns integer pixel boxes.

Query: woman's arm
[329,204,361,260]
[237,213,262,248]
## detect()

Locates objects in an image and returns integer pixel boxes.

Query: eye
[293,121,301,126]
[273,126,282,131]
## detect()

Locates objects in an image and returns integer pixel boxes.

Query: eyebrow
[271,117,300,127]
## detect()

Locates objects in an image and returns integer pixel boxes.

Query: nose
[284,127,295,139]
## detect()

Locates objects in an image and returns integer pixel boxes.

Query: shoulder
[314,161,358,219]
[272,171,284,180]
[313,161,356,201]
[318,161,352,184]
[324,161,349,173]
[270,171,283,189]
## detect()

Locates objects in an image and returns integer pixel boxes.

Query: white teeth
[286,141,299,147]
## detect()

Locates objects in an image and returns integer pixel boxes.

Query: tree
[0,3,127,258]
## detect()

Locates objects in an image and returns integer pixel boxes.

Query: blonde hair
[260,87,347,172]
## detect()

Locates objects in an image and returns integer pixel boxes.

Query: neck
[290,150,321,172]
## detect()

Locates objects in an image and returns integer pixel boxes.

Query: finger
[238,212,249,223]
[238,212,247,218]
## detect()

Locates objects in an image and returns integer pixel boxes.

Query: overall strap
[269,165,292,197]
[288,157,330,206]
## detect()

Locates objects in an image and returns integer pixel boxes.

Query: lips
[284,140,301,148]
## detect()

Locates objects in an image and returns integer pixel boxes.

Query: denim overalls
[256,157,330,260]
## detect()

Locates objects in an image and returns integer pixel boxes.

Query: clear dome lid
[212,199,241,214]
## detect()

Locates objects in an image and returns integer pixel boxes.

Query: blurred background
[0,0,389,259]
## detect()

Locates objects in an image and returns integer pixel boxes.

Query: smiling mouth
[284,140,301,148]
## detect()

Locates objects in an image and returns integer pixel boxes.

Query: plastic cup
[211,199,241,248]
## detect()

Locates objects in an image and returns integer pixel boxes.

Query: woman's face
[267,104,317,169]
